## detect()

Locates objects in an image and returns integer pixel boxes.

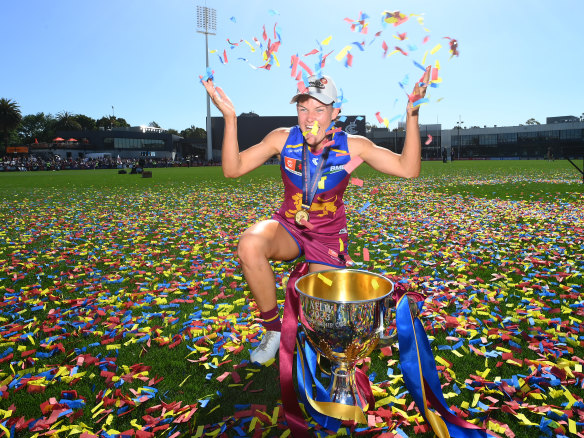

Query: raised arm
[348,66,431,178]
[201,78,284,178]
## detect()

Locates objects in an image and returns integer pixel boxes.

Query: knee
[237,233,266,265]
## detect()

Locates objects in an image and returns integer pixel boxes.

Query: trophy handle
[377,294,419,348]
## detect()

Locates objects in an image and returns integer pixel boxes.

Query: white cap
[290,75,338,105]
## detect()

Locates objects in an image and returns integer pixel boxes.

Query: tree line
[0,98,207,154]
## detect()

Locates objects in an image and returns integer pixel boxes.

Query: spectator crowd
[0,154,218,172]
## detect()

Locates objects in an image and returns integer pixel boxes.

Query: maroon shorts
[272,212,351,268]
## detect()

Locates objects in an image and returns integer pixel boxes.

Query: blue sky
[2,0,583,132]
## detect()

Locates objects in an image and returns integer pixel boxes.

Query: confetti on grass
[0,171,583,436]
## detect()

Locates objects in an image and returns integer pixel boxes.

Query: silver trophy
[295,269,397,414]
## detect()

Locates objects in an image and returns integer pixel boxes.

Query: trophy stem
[327,362,365,409]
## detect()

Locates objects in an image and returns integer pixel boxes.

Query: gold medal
[295,209,310,226]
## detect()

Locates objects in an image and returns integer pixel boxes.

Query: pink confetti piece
[290,55,299,77]
[351,177,364,187]
[395,46,408,56]
[345,52,353,67]
[382,40,389,57]
[363,248,370,261]
[326,127,342,135]
[297,59,313,76]
[425,135,433,145]
[431,67,439,81]
[344,156,364,174]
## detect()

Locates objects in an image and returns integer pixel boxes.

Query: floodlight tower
[196,5,216,162]
[456,115,464,160]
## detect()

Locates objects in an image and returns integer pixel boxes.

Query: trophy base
[327,364,367,410]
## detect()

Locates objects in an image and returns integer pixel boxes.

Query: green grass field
[0,160,583,437]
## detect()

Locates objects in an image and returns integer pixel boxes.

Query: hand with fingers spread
[200,77,236,119]
[407,65,431,117]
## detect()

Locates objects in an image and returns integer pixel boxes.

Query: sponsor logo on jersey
[284,157,302,175]
[329,164,346,173]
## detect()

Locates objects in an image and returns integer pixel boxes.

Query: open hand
[200,77,236,119]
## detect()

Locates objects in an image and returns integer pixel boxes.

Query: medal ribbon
[301,137,332,210]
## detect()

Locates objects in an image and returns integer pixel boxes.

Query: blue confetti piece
[358,201,371,213]
[413,60,426,72]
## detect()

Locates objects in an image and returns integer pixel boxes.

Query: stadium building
[370,118,584,161]
[34,126,184,160]
[19,115,583,164]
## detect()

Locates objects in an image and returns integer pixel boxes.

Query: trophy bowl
[295,269,396,411]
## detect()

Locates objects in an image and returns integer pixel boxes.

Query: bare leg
[237,220,299,312]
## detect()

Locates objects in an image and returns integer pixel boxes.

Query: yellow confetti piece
[0,409,12,420]
[244,40,256,52]
[179,374,191,387]
[335,45,352,61]
[374,396,393,408]
[311,120,319,135]
[339,238,344,252]
[318,273,332,287]
[569,418,577,434]
[91,400,104,413]
[263,357,276,367]
[248,416,258,433]
[371,279,379,290]
[516,413,537,425]
[430,43,442,55]
[421,50,428,65]
[321,36,332,46]
[0,423,9,438]
[318,176,326,190]
[92,408,105,419]
[194,425,205,438]
[471,392,480,407]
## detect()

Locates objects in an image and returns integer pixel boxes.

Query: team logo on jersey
[284,157,302,175]
[285,193,338,219]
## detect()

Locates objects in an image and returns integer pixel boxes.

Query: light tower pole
[196,5,216,162]
[456,115,464,160]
